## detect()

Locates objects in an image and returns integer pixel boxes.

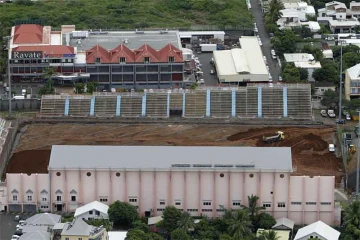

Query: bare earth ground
[7,124,343,184]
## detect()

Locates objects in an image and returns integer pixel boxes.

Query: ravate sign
[12,51,42,59]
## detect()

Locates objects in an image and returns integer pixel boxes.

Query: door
[56,204,63,212]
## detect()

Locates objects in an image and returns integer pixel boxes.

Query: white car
[346,114,351,121]
[19,220,26,225]
[329,144,335,152]
[199,79,205,84]
[258,40,262,46]
[279,76,282,81]
[271,49,277,59]
[254,27,258,33]
[11,236,20,240]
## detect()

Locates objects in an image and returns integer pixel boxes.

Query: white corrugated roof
[19,231,50,240]
[74,201,109,218]
[232,48,250,73]
[49,146,293,171]
[272,217,295,230]
[148,216,163,225]
[239,36,268,74]
[294,221,340,240]
[347,63,360,80]
[25,213,61,226]
[284,53,314,62]
[209,50,237,76]
[109,231,127,240]
[329,19,360,27]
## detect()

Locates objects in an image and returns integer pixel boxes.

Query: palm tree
[241,195,265,217]
[42,67,55,82]
[177,212,195,232]
[260,230,281,240]
[266,0,284,24]
[227,210,252,239]
[344,201,360,227]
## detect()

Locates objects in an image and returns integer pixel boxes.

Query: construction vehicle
[262,131,285,143]
[348,144,356,154]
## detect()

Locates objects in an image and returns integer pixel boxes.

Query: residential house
[349,1,360,19]
[345,63,360,100]
[60,218,108,240]
[277,9,306,29]
[318,1,348,20]
[74,201,109,220]
[283,53,322,81]
[283,2,316,16]
[328,19,360,33]
[19,230,51,240]
[314,82,336,98]
[25,213,61,227]
[294,220,340,240]
[257,229,290,240]
[272,217,295,231]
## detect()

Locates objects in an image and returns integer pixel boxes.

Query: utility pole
[357,109,360,200]
[339,41,343,118]
[5,36,12,117]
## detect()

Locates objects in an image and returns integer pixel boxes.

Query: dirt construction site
[6,123,343,184]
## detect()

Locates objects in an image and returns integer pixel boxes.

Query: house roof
[272,217,295,230]
[110,44,135,63]
[294,221,340,240]
[74,201,109,218]
[109,231,127,240]
[21,225,48,233]
[53,223,66,230]
[18,231,50,240]
[25,213,61,226]
[13,24,43,44]
[61,218,96,236]
[12,46,75,58]
[157,44,183,63]
[326,1,346,9]
[134,44,160,63]
[347,63,360,80]
[86,44,112,63]
[284,53,315,62]
[48,146,293,172]
[148,216,163,225]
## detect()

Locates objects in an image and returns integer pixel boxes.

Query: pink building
[0,145,341,226]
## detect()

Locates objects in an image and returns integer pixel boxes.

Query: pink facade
[1,171,340,226]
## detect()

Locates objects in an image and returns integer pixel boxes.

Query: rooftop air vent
[214,164,234,168]
[235,164,255,168]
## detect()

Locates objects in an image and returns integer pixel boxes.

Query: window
[56,196,62,201]
[129,198,137,203]
[95,211,100,216]
[321,202,331,205]
[42,197,47,201]
[78,238,83,240]
[306,202,317,205]
[187,209,198,212]
[203,201,211,206]
[120,57,126,64]
[27,195,32,201]
[216,209,225,212]
[144,57,150,64]
[263,203,271,208]
[100,198,108,202]
[169,56,175,63]
[278,202,285,208]
[157,208,165,212]
[175,202,181,206]
[159,201,165,205]
[95,58,101,63]
[71,196,76,202]
[291,202,302,205]
[232,201,241,206]
[66,238,70,240]
[13,195,18,201]
[202,209,213,212]
[89,211,93,215]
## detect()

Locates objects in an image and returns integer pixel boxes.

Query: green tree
[108,201,139,228]
[299,68,309,81]
[344,201,360,227]
[177,212,195,232]
[132,220,149,233]
[38,79,55,95]
[342,52,360,70]
[282,64,301,82]
[301,44,323,62]
[86,81,99,94]
[320,89,348,110]
[42,67,55,81]
[86,218,112,231]
[312,59,339,83]
[259,230,281,240]
[75,82,85,94]
[125,229,148,240]
[219,234,234,240]
[170,229,192,240]
[241,195,264,218]
[227,210,252,239]
[194,219,220,240]
[255,213,276,229]
[265,0,284,24]
[158,206,182,234]
[332,45,360,60]
[270,30,297,58]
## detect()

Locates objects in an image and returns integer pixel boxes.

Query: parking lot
[0,212,35,240]
[196,53,218,86]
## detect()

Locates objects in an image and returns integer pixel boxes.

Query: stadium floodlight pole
[339,41,343,118]
[357,109,360,200]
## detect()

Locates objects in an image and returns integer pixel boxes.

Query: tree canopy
[108,201,139,228]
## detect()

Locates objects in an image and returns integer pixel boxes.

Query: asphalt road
[250,0,281,82]
[196,53,218,86]
[0,212,20,240]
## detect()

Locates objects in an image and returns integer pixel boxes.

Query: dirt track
[7,124,343,184]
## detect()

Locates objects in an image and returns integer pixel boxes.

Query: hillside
[0,0,253,30]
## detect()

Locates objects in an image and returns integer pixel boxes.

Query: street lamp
[357,109,360,200]
[4,36,13,117]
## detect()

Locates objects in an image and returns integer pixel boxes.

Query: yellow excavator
[262,131,285,143]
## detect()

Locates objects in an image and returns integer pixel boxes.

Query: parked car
[279,76,282,81]
[14,215,20,221]
[19,220,26,226]
[11,236,20,240]
[210,70,215,75]
[329,144,335,152]
[198,79,205,84]
[320,110,327,117]
[346,114,351,121]
[271,49,277,59]
[335,119,346,124]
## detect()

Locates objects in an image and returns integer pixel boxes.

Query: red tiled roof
[85,44,183,64]
[110,44,135,63]
[157,44,183,63]
[86,45,111,63]
[134,44,160,63]
[13,24,44,44]
[12,46,75,57]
